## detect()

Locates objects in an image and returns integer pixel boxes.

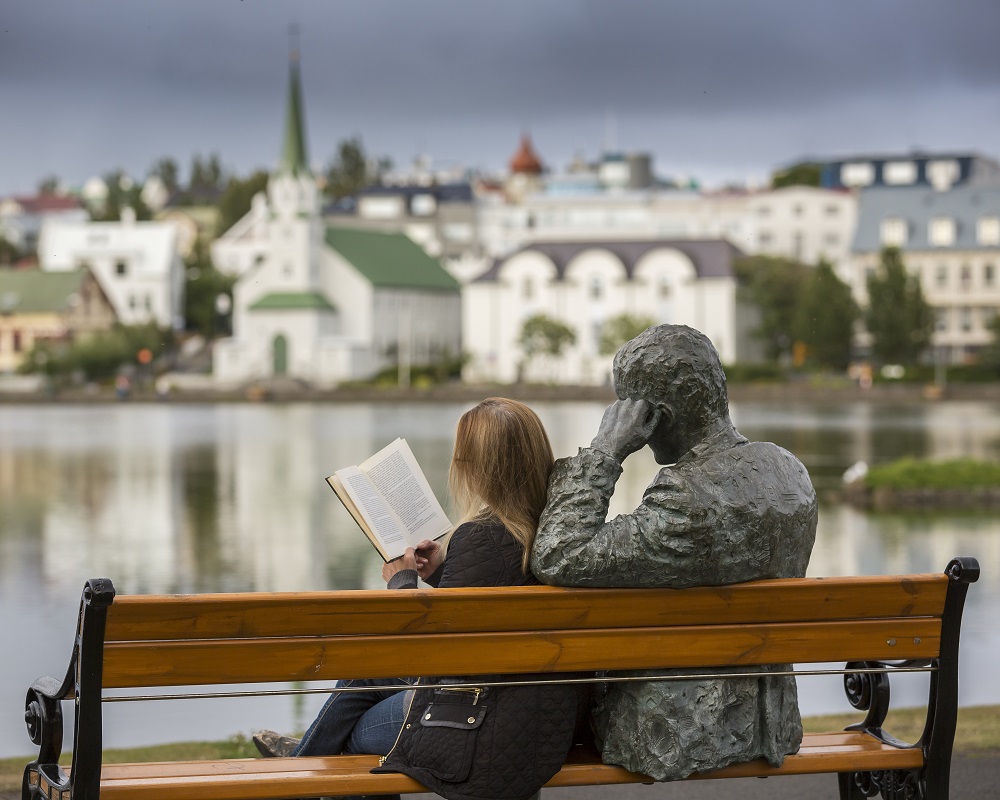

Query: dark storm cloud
[2,0,999,192]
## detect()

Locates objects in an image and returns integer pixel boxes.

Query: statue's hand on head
[591,398,663,463]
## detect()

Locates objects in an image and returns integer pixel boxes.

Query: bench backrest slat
[100,617,943,688]
[102,576,949,641]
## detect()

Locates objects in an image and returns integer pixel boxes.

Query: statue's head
[613,324,729,462]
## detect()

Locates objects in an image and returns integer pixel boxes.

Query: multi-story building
[36,208,185,330]
[462,238,761,385]
[850,186,1000,363]
[818,151,1000,192]
[0,194,88,254]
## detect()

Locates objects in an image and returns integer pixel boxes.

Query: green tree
[771,161,822,189]
[517,314,576,381]
[979,314,1000,373]
[325,137,372,201]
[216,170,269,235]
[183,239,236,339]
[734,255,810,361]
[598,313,656,356]
[37,175,60,195]
[20,323,175,383]
[150,157,180,192]
[0,235,20,266]
[189,153,225,193]
[865,247,934,365]
[90,170,151,222]
[793,260,859,370]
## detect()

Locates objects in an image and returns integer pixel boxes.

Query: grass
[3,707,999,792]
[864,457,1000,490]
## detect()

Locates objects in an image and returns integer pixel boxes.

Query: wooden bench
[23,556,979,800]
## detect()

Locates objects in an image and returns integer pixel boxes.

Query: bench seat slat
[87,733,926,800]
[101,618,942,688]
[104,577,949,641]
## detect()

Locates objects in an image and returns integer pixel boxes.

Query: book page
[360,438,452,546]
[333,466,409,560]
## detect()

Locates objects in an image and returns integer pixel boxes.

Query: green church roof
[248,291,335,311]
[280,55,309,176]
[324,227,460,291]
[0,268,87,313]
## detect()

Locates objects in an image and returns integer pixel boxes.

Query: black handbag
[374,678,582,800]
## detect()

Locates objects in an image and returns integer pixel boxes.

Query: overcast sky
[2,0,999,195]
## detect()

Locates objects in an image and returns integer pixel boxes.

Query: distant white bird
[842,460,869,484]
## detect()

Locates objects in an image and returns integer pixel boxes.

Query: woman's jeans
[292,677,414,757]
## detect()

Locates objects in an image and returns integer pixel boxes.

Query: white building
[37,208,185,329]
[850,186,1000,364]
[476,138,858,279]
[0,194,88,253]
[212,52,461,388]
[462,239,761,385]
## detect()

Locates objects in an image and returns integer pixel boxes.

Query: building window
[960,306,973,332]
[841,162,875,187]
[824,232,840,247]
[985,264,995,287]
[927,159,960,191]
[793,204,804,217]
[116,260,127,276]
[936,265,948,288]
[129,294,137,309]
[978,217,1000,246]
[880,217,908,247]
[884,161,917,185]
[12,330,22,352]
[523,278,533,300]
[590,277,602,300]
[757,205,771,217]
[929,217,956,247]
[659,278,671,299]
[825,204,840,217]
[759,231,773,246]
[793,232,804,261]
[144,294,152,310]
[960,265,972,291]
[935,308,949,331]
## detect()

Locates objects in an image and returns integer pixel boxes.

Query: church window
[116,260,127,276]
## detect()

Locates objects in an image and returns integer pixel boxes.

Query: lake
[1,399,998,757]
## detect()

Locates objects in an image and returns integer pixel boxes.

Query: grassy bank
[3,705,999,792]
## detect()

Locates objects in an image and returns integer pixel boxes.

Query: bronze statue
[531,324,817,781]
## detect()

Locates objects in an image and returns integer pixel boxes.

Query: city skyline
[3,0,999,195]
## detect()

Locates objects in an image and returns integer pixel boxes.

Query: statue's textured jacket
[532,432,818,781]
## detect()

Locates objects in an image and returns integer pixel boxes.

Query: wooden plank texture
[101,618,941,687]
[89,732,926,800]
[103,575,949,641]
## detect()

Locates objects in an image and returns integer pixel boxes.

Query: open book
[326,437,452,562]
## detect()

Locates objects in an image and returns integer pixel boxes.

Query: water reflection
[1,400,997,756]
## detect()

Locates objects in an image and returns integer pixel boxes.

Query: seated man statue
[531,324,818,781]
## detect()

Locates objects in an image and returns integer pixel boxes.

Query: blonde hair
[448,398,554,573]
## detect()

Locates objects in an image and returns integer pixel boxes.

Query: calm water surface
[1,400,998,756]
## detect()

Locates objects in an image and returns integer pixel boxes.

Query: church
[212,52,461,388]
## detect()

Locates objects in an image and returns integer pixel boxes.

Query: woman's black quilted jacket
[374,518,586,800]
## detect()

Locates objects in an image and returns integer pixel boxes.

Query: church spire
[280,26,309,176]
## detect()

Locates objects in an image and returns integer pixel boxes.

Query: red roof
[6,194,83,214]
[509,134,543,175]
